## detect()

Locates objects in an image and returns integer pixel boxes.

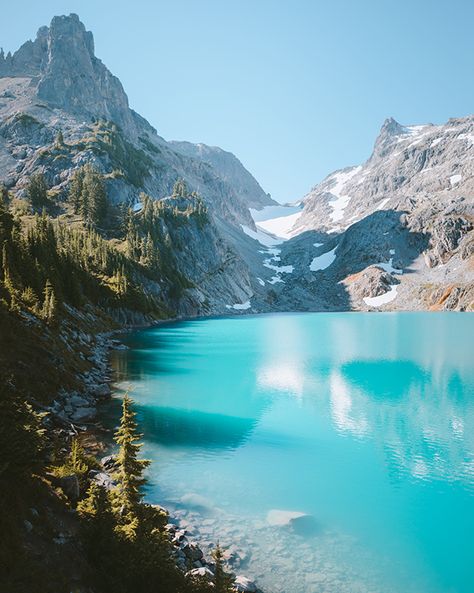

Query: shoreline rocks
[55,328,262,593]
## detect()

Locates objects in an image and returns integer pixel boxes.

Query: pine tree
[172,179,188,198]
[47,286,57,324]
[2,243,18,310]
[41,279,57,323]
[77,482,118,583]
[81,165,107,227]
[27,173,49,210]
[0,381,45,485]
[212,543,234,593]
[20,286,40,313]
[113,394,150,510]
[69,167,85,214]
[0,183,8,206]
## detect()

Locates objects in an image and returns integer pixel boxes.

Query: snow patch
[310,246,338,272]
[257,277,265,286]
[262,246,293,284]
[241,225,282,247]
[458,133,474,145]
[449,174,462,186]
[430,138,442,148]
[326,166,362,223]
[364,285,398,307]
[376,197,390,211]
[226,301,251,310]
[250,205,303,240]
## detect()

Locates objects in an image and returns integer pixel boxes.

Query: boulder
[186,566,214,581]
[101,454,118,470]
[266,509,307,526]
[23,519,33,533]
[91,383,111,398]
[183,543,203,562]
[70,406,96,422]
[69,394,90,407]
[234,576,257,592]
[89,470,116,490]
[59,474,80,501]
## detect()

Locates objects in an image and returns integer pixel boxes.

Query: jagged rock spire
[0,14,135,135]
[371,116,407,160]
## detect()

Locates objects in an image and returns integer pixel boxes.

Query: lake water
[109,312,474,593]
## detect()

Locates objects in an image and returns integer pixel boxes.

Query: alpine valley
[0,13,473,593]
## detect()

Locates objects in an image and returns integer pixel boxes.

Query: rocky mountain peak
[380,116,405,135]
[371,116,407,159]
[0,14,135,135]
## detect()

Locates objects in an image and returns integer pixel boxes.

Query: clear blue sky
[2,0,474,203]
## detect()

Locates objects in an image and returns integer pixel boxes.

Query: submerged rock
[266,509,307,526]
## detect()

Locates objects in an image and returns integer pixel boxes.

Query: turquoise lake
[109,312,474,593]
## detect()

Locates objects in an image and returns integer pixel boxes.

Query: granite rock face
[0,14,270,317]
[0,15,134,134]
[275,115,474,311]
[170,141,276,210]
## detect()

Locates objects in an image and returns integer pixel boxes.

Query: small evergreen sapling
[113,394,150,510]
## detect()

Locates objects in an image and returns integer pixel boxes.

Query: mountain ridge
[0,13,472,314]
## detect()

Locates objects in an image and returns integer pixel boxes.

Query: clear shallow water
[109,312,474,593]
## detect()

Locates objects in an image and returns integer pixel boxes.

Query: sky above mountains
[2,0,474,203]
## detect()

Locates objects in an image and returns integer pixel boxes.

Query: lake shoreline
[56,318,262,593]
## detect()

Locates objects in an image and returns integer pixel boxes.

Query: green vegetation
[27,172,49,210]
[213,544,235,593]
[0,378,48,591]
[0,366,233,592]
[12,112,42,127]
[0,168,231,592]
[0,194,163,319]
[73,395,228,593]
[52,438,98,490]
[80,121,153,187]
[68,164,108,227]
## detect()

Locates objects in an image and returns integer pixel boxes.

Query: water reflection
[329,371,369,437]
[328,355,474,487]
[108,312,474,593]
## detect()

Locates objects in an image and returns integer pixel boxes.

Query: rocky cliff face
[0,14,275,316]
[170,141,276,210]
[0,15,135,134]
[293,115,474,237]
[274,116,474,311]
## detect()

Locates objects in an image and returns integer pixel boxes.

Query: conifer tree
[2,243,17,310]
[172,179,188,198]
[0,183,8,206]
[81,165,107,227]
[0,381,45,485]
[212,543,234,593]
[27,173,49,209]
[41,279,57,323]
[113,394,150,510]
[77,482,118,583]
[69,167,85,214]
